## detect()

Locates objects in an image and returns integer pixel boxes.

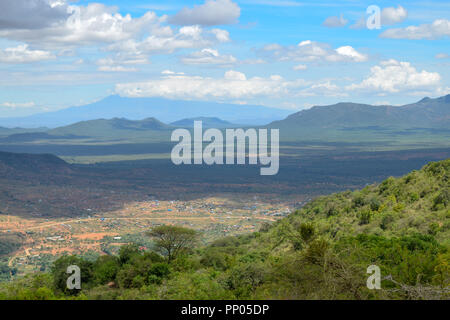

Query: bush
[358,209,372,225]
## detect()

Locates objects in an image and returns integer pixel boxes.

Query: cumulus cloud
[0,3,170,49]
[106,25,230,56]
[351,5,407,29]
[0,0,70,30]
[211,29,230,42]
[260,40,368,63]
[380,19,450,40]
[168,0,240,26]
[0,44,55,63]
[333,46,368,62]
[381,5,407,25]
[322,14,348,28]
[181,48,237,66]
[115,70,344,101]
[347,60,441,93]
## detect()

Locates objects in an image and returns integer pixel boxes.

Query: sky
[0,0,449,117]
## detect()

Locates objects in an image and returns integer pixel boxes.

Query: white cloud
[295,81,348,98]
[211,29,230,42]
[96,53,150,72]
[351,6,407,29]
[115,70,345,101]
[334,46,368,62]
[106,26,229,56]
[168,0,240,26]
[0,44,55,63]
[260,40,368,63]
[293,64,307,70]
[0,3,169,49]
[436,53,449,59]
[161,70,185,75]
[381,5,408,25]
[1,101,35,108]
[181,48,237,66]
[322,14,348,28]
[224,70,247,80]
[347,60,441,93]
[380,19,450,40]
[97,66,137,72]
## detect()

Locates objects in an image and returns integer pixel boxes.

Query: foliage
[147,226,199,263]
[1,159,449,300]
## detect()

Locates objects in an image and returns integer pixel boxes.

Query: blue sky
[0,0,449,117]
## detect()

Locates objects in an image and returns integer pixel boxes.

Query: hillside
[1,159,448,300]
[268,94,450,143]
[270,94,450,129]
[0,151,70,175]
[0,127,48,137]
[0,96,292,128]
[48,117,172,139]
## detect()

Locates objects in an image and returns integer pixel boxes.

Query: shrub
[358,209,372,225]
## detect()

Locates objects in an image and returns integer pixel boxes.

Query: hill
[268,94,450,142]
[0,151,70,174]
[270,94,450,129]
[171,117,237,128]
[0,96,292,128]
[47,117,172,139]
[1,159,448,300]
[0,127,48,137]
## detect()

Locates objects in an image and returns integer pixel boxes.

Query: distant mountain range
[269,94,450,130]
[0,96,292,128]
[0,95,448,143]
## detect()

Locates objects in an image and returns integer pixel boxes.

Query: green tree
[51,255,93,295]
[93,255,120,285]
[147,226,199,263]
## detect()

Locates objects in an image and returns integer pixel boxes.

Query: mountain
[0,126,48,137]
[0,151,71,175]
[269,94,450,130]
[0,95,292,128]
[171,117,237,128]
[48,117,172,138]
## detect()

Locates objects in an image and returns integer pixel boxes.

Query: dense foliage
[1,160,449,300]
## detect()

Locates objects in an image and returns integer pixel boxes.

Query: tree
[51,255,93,295]
[147,226,199,263]
[93,255,120,285]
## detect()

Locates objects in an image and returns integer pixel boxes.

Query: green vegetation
[1,160,448,300]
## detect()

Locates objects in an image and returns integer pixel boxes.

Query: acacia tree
[147,226,199,263]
